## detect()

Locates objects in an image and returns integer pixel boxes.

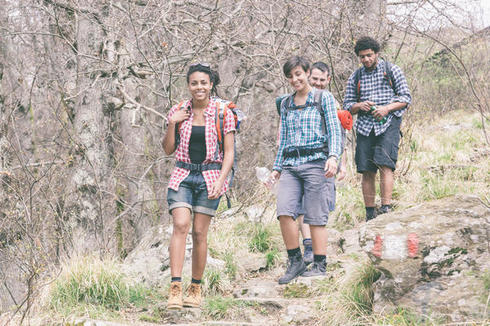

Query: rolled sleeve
[323,92,342,159]
[166,103,179,127]
[273,107,288,172]
[391,65,412,108]
[343,73,357,112]
[224,107,236,135]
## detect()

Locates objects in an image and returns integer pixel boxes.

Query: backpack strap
[279,89,330,157]
[354,60,397,102]
[353,68,362,103]
[215,100,237,198]
[280,90,327,133]
[312,89,329,155]
[383,60,397,95]
[313,89,326,135]
[215,101,226,156]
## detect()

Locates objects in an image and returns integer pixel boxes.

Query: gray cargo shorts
[276,159,331,226]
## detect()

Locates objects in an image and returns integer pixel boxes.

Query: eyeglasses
[190,62,210,68]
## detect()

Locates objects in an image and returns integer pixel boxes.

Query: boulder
[236,251,268,274]
[280,304,314,324]
[359,195,490,322]
[233,279,279,298]
[122,225,171,288]
[123,225,226,289]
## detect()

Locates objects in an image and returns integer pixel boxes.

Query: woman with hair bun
[163,63,235,310]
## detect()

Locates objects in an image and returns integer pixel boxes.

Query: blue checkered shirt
[343,59,411,136]
[273,89,342,172]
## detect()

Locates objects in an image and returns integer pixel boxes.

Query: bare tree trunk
[119,99,154,252]
[68,3,112,253]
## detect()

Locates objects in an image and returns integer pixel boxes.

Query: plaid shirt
[343,59,411,136]
[167,97,236,195]
[273,89,342,172]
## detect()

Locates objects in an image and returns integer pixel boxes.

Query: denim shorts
[167,171,221,216]
[276,160,331,226]
[355,116,402,172]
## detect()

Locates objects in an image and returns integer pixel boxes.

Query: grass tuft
[203,267,231,295]
[248,224,273,253]
[48,255,156,316]
[203,296,252,319]
[283,282,310,298]
[265,248,279,269]
[343,263,381,316]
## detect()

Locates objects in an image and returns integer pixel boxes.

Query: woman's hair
[186,63,220,97]
[354,37,380,55]
[283,56,310,77]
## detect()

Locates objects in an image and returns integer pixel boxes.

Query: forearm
[385,101,407,113]
[162,122,177,155]
[273,117,287,172]
[218,133,235,182]
[349,102,362,114]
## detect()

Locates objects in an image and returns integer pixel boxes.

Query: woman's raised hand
[169,108,190,125]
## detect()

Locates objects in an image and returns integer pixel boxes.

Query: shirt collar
[291,88,315,104]
[187,97,215,116]
[362,58,384,74]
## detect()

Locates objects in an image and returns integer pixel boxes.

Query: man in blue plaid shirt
[343,37,411,221]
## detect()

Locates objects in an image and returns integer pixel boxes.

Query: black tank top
[189,126,206,163]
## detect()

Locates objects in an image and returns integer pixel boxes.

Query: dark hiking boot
[278,255,306,284]
[302,261,327,277]
[377,204,392,215]
[366,207,377,221]
[303,243,313,265]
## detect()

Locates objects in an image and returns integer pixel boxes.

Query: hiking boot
[302,261,327,277]
[183,283,202,308]
[278,255,306,284]
[377,204,392,216]
[167,281,183,310]
[366,207,377,221]
[303,245,313,265]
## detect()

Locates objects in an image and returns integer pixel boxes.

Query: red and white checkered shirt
[167,97,236,196]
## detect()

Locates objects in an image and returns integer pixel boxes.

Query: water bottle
[370,106,387,124]
[255,167,277,194]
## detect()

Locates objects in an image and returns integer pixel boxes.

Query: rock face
[359,195,490,322]
[122,225,171,289]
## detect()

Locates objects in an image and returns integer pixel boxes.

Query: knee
[379,166,393,176]
[192,229,208,244]
[173,222,190,236]
[362,171,376,181]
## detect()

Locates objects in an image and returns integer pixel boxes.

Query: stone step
[235,296,289,308]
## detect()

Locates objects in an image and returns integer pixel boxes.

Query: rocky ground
[54,194,490,326]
